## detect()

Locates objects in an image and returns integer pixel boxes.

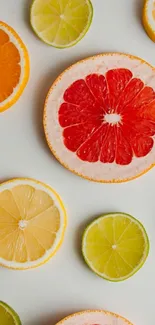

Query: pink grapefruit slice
[55,310,133,325]
[44,53,155,183]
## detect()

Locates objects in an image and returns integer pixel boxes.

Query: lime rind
[30,0,93,48]
[0,301,21,325]
[82,212,150,282]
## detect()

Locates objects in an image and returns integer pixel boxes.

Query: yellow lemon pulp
[30,0,93,48]
[0,179,67,269]
[143,0,155,42]
[82,213,149,281]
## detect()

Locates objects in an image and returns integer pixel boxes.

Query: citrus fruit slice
[44,53,155,183]
[143,0,155,42]
[30,0,93,48]
[0,178,67,269]
[0,21,29,113]
[0,301,21,325]
[55,310,133,325]
[82,213,149,282]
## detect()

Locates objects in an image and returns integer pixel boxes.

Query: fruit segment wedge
[82,213,149,281]
[30,0,93,48]
[0,178,67,269]
[44,53,155,182]
[143,0,155,42]
[0,21,29,112]
[0,301,21,325]
[55,310,134,325]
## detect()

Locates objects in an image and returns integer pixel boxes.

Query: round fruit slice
[0,178,67,269]
[0,301,21,325]
[55,310,133,325]
[0,21,29,112]
[30,0,93,48]
[44,53,155,183]
[143,0,155,42]
[82,213,149,282]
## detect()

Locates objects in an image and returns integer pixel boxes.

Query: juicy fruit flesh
[152,1,155,20]
[0,185,60,263]
[0,29,21,103]
[83,214,148,280]
[0,304,18,324]
[59,68,155,165]
[31,0,92,46]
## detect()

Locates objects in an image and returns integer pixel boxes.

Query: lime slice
[30,0,93,48]
[82,213,149,281]
[0,301,21,325]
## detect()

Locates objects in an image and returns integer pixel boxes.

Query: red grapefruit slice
[44,53,155,183]
[55,310,133,325]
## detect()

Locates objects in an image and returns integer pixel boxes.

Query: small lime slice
[0,301,21,325]
[82,213,149,282]
[30,0,93,48]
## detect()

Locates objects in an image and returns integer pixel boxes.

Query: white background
[0,0,155,324]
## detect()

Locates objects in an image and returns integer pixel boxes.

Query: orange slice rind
[143,0,155,42]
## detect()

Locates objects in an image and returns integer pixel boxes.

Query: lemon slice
[0,301,21,325]
[0,178,67,269]
[30,0,93,48]
[82,213,149,281]
[143,0,155,42]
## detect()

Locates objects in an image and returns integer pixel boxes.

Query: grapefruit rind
[143,0,155,42]
[44,52,155,183]
[55,310,133,325]
[0,301,21,325]
[82,213,149,282]
[30,0,93,48]
[0,21,30,112]
[0,178,67,270]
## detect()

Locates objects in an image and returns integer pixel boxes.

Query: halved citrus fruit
[30,0,93,48]
[55,310,133,325]
[143,0,155,42]
[0,21,29,113]
[44,53,155,182]
[0,178,67,269]
[82,213,149,282]
[0,301,21,325]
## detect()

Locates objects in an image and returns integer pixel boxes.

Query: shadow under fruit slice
[82,213,149,281]
[0,301,21,325]
[0,21,29,112]
[30,0,93,48]
[55,310,134,325]
[44,53,155,183]
[0,178,67,269]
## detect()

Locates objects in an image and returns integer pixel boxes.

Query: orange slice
[0,178,67,269]
[0,21,29,112]
[55,310,134,325]
[143,0,155,42]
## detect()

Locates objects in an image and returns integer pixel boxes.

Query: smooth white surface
[0,1,155,324]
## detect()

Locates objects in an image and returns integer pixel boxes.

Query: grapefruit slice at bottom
[0,178,67,269]
[55,310,134,325]
[44,53,155,183]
